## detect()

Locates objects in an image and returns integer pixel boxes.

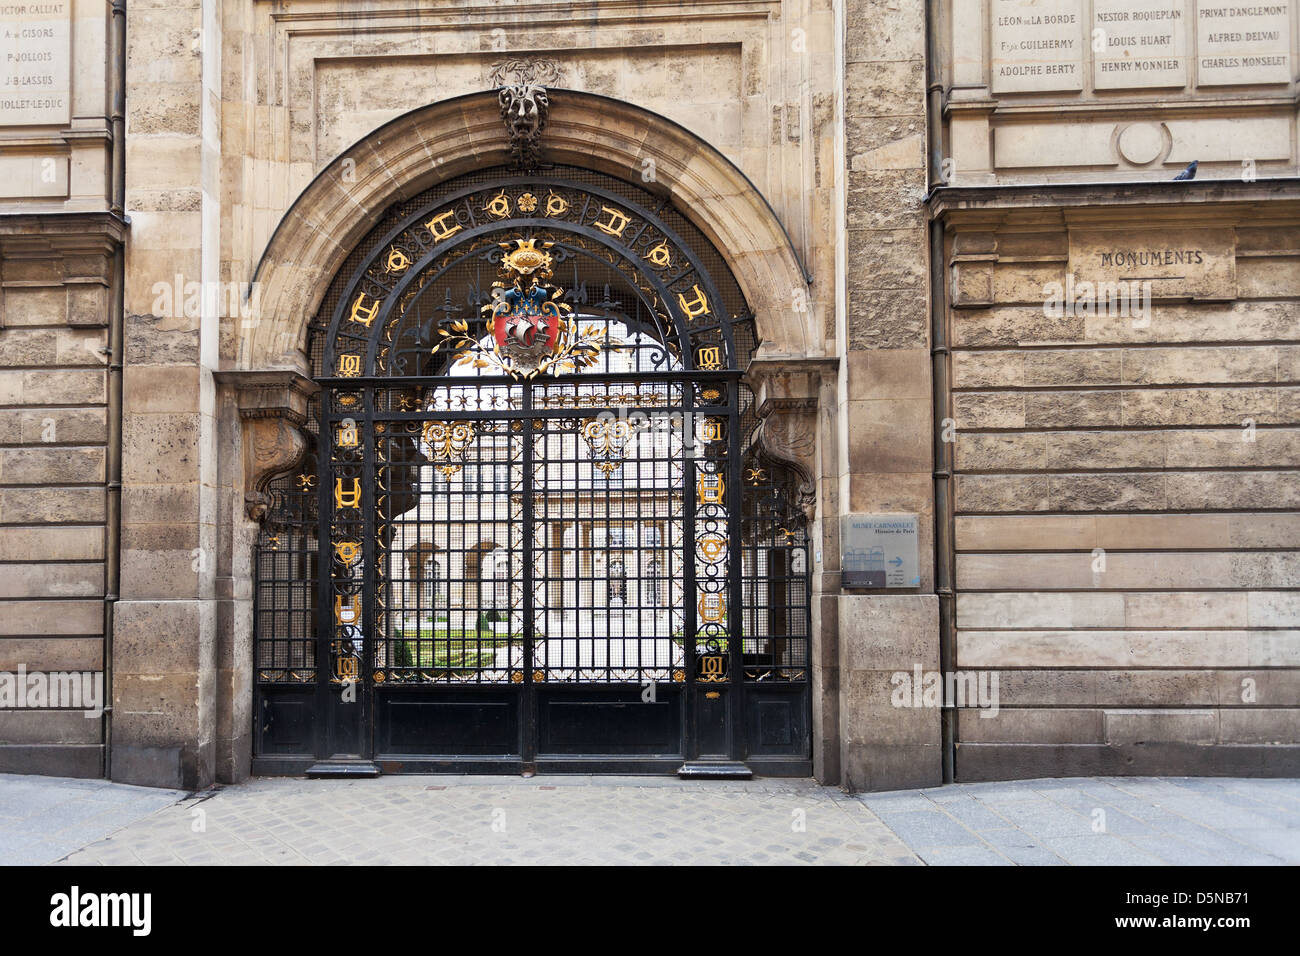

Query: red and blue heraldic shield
[495,299,561,354]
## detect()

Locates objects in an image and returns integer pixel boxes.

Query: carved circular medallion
[1117,123,1165,166]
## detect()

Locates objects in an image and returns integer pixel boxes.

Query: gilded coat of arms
[432,237,616,379]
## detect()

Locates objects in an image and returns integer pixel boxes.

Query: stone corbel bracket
[213,370,318,522]
[745,356,836,523]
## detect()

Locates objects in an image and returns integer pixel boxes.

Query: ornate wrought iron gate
[252,167,811,775]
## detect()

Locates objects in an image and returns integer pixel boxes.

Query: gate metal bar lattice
[252,168,810,771]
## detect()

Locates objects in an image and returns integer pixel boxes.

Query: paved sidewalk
[860,777,1300,865]
[51,776,917,866]
[2,773,1297,865]
[0,774,185,865]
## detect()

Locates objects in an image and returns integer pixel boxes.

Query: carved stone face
[499,83,548,140]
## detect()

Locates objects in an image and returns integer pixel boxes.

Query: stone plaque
[841,514,920,589]
[0,153,67,197]
[1068,228,1237,300]
[1094,0,1189,89]
[991,0,1085,93]
[1196,1,1292,86]
[0,1,72,126]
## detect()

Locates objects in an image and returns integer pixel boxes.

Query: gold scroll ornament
[581,417,633,474]
[422,420,476,478]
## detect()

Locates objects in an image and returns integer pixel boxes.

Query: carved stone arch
[240,89,817,375]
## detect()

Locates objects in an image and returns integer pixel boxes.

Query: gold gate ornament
[698,654,727,684]
[335,477,362,508]
[696,345,722,370]
[422,420,476,478]
[349,292,381,327]
[581,417,633,474]
[698,534,727,563]
[384,247,412,274]
[677,284,711,320]
[332,642,360,683]
[334,541,361,567]
[698,472,725,504]
[335,593,361,625]
[698,592,726,623]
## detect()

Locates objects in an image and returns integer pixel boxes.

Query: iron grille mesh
[255,165,804,726]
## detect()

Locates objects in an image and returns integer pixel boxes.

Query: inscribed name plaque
[840,514,920,589]
[1094,0,1188,89]
[1068,228,1237,300]
[1196,1,1292,85]
[991,0,1084,93]
[0,1,71,126]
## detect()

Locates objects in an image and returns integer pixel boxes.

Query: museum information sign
[0,1,71,126]
[841,514,921,589]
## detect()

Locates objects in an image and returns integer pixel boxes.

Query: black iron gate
[252,167,811,775]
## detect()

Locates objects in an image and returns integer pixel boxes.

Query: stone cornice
[929,179,1300,224]
[0,211,128,257]
[213,369,319,426]
[745,352,837,380]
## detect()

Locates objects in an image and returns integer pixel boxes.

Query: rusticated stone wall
[941,185,1300,778]
[0,0,120,778]
[0,218,120,777]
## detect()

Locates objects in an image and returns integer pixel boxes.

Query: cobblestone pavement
[3,773,1297,865]
[860,777,1300,865]
[0,774,185,865]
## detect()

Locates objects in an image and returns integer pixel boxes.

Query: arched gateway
[245,90,817,776]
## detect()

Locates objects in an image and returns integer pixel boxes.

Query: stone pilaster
[111,0,220,789]
[837,0,941,791]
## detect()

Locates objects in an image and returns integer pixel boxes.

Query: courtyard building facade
[0,0,1297,790]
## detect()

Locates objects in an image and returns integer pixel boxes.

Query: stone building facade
[0,0,1296,790]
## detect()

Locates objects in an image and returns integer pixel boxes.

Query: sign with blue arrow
[840,513,921,589]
